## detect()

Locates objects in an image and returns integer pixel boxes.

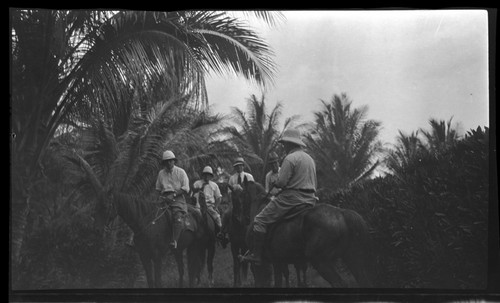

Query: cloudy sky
[205,9,490,146]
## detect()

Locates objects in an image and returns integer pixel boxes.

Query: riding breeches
[253,189,316,233]
[161,194,187,242]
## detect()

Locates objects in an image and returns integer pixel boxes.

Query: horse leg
[343,253,372,288]
[295,262,308,287]
[241,258,249,285]
[273,264,282,288]
[153,254,163,288]
[231,245,241,287]
[283,264,290,288]
[207,241,215,287]
[310,259,345,287]
[187,245,200,288]
[138,253,154,288]
[174,250,184,288]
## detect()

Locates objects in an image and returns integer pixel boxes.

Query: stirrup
[239,250,262,264]
[169,240,177,249]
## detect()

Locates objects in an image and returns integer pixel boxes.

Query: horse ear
[243,175,248,187]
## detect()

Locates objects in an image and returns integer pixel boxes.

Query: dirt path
[133,242,355,288]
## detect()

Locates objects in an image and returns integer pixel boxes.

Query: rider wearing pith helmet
[232,157,245,167]
[241,128,317,264]
[193,165,225,241]
[156,150,190,249]
[265,152,281,195]
[228,156,254,191]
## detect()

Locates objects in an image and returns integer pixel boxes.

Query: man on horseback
[228,157,255,192]
[241,128,318,264]
[264,152,281,199]
[156,150,190,249]
[192,166,225,241]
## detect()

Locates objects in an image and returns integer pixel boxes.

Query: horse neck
[247,184,267,221]
[113,193,159,233]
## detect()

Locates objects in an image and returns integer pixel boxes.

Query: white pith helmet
[278,128,306,147]
[202,166,213,175]
[162,150,176,161]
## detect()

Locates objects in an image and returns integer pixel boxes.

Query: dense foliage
[319,126,489,288]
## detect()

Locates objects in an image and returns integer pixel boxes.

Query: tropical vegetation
[10,8,491,292]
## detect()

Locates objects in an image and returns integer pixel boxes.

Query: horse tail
[341,208,374,286]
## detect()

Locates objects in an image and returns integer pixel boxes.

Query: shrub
[318,127,489,288]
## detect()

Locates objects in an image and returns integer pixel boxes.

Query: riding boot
[242,231,266,264]
[170,216,183,249]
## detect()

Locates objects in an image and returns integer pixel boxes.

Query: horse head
[240,181,269,222]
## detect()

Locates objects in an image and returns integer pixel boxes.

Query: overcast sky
[205,9,490,147]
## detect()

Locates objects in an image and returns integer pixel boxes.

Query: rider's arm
[274,158,292,189]
[214,183,222,209]
[177,169,190,196]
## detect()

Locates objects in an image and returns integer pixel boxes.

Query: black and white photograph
[9,8,498,302]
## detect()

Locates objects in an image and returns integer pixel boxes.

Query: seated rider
[241,128,318,264]
[192,166,225,241]
[155,150,190,249]
[265,152,281,199]
[228,157,254,192]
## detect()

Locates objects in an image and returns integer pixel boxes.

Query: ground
[132,241,356,288]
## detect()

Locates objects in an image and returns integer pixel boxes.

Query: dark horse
[196,190,218,287]
[95,192,206,288]
[221,183,250,287]
[234,181,373,288]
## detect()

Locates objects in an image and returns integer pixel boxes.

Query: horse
[196,189,218,287]
[221,182,250,287]
[216,182,231,215]
[233,181,373,288]
[94,192,206,288]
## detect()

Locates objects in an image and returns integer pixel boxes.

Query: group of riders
[130,128,318,265]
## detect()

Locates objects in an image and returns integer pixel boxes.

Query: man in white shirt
[155,150,190,249]
[241,129,317,264]
[228,157,254,192]
[192,166,225,240]
[264,152,281,198]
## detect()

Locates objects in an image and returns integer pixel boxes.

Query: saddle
[267,203,313,235]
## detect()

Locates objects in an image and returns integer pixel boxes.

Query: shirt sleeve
[214,183,222,199]
[180,169,190,193]
[155,171,162,191]
[275,157,293,189]
[246,173,255,182]
[228,175,235,187]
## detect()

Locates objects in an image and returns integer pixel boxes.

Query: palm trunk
[11,196,30,267]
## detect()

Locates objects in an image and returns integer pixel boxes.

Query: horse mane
[245,181,269,217]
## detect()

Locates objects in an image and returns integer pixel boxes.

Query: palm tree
[222,94,298,183]
[305,93,383,191]
[420,117,460,154]
[10,9,281,266]
[386,130,427,176]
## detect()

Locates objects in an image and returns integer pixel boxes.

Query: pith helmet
[162,150,176,161]
[278,128,306,147]
[233,157,245,167]
[202,166,214,175]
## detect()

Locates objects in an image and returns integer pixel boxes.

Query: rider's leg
[241,199,282,264]
[171,210,185,249]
